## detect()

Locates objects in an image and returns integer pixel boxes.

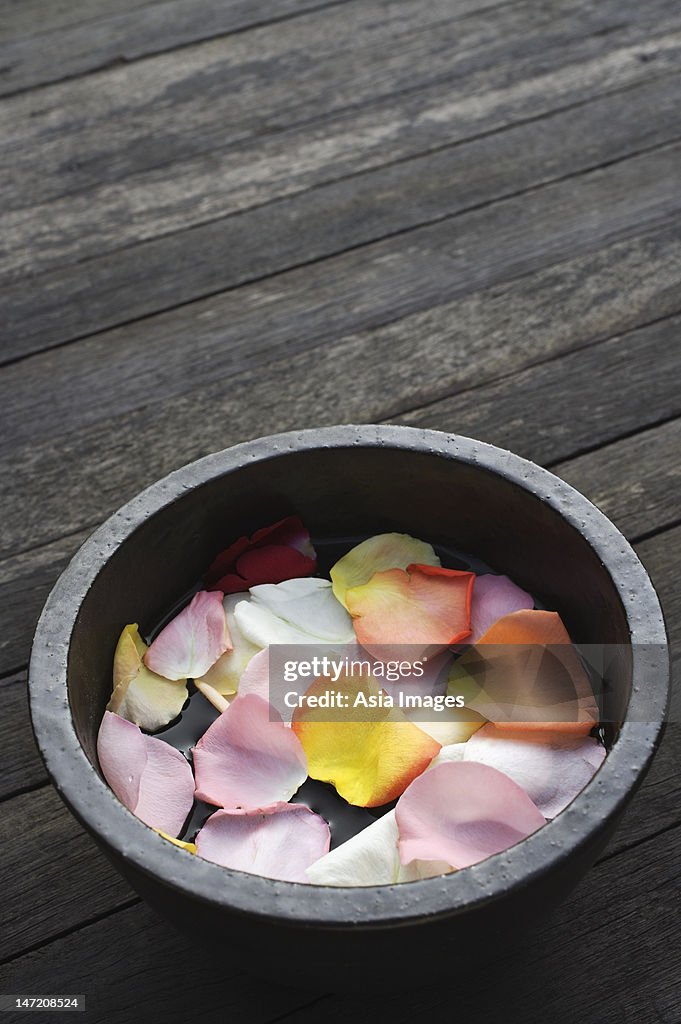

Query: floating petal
[204,516,317,594]
[306,810,452,886]
[346,564,474,657]
[464,724,606,818]
[156,830,197,854]
[450,609,599,734]
[108,624,188,731]
[330,533,440,609]
[195,804,330,882]
[233,578,355,649]
[145,590,231,681]
[470,574,534,643]
[396,761,545,869]
[292,673,440,807]
[193,694,307,810]
[97,711,194,836]
[196,594,260,695]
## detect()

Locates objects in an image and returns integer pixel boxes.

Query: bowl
[29,425,669,990]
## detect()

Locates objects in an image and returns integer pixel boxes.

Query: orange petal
[453,609,598,735]
[292,673,441,807]
[345,563,474,658]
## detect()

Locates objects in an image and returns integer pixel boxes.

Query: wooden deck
[1,0,680,1020]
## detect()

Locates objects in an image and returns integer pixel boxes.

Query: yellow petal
[108,624,188,731]
[330,533,440,609]
[155,829,197,854]
[292,672,441,807]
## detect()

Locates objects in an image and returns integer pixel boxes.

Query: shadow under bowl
[29,425,669,991]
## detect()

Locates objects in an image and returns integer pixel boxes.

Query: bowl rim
[29,425,670,928]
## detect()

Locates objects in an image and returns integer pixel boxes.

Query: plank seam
[3,117,681,373]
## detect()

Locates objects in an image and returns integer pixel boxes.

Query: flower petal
[464,724,606,818]
[396,761,545,869]
[236,648,271,701]
[145,590,231,680]
[470,574,534,643]
[345,564,474,656]
[249,578,355,642]
[306,810,452,886]
[97,711,194,836]
[108,624,188,731]
[193,694,308,810]
[232,577,355,649]
[195,804,330,882]
[330,533,440,609]
[292,673,441,807]
[196,594,260,695]
[451,609,599,734]
[156,830,197,854]
[204,516,317,594]
[428,742,467,767]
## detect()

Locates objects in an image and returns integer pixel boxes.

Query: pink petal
[97,710,145,810]
[145,590,231,680]
[195,804,330,882]
[470,574,534,643]
[134,735,196,835]
[396,761,545,869]
[464,724,606,818]
[97,711,195,836]
[236,648,271,702]
[193,694,307,810]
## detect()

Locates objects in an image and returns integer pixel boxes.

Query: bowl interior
[67,445,631,771]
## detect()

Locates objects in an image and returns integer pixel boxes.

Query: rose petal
[193,694,307,810]
[108,624,188,731]
[464,724,606,818]
[292,672,441,807]
[145,590,231,681]
[196,594,260,695]
[396,761,545,868]
[451,609,599,734]
[195,804,330,882]
[249,578,355,642]
[236,648,271,701]
[428,742,468,767]
[470,574,534,643]
[97,711,195,836]
[330,532,440,609]
[233,578,355,648]
[156,830,197,854]
[306,810,452,886]
[204,516,317,594]
[345,564,474,657]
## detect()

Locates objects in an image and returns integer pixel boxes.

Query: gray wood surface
[1,0,680,1020]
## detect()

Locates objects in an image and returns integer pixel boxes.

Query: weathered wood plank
[2,812,678,1023]
[6,67,681,288]
[557,419,681,542]
[6,73,681,357]
[0,671,44,800]
[0,0,350,95]
[397,317,681,466]
[0,786,134,960]
[2,0,679,215]
[2,211,681,560]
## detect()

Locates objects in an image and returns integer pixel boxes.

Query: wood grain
[2,0,679,214]
[0,0,351,95]
[3,216,681,561]
[6,73,681,358]
[6,68,681,287]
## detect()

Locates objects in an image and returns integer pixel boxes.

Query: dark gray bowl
[29,426,669,991]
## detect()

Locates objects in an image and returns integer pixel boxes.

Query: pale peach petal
[145,590,231,681]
